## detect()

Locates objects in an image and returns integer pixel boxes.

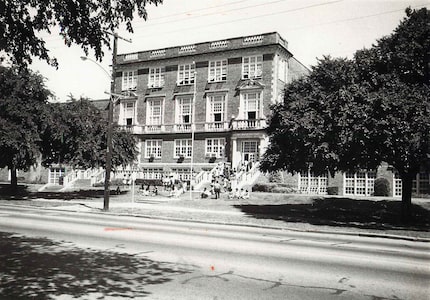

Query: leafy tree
[261,8,430,220]
[0,0,162,67]
[41,98,138,171]
[0,66,52,188]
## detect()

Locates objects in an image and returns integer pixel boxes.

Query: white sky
[30,0,429,102]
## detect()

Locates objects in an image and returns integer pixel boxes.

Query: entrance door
[241,140,259,163]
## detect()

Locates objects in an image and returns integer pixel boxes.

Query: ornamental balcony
[230,118,267,130]
[117,121,231,134]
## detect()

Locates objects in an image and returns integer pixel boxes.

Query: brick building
[112,32,309,184]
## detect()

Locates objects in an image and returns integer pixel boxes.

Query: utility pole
[103,32,131,211]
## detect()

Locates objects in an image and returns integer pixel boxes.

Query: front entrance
[241,140,259,163]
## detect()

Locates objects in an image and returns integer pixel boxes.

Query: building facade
[112,32,309,182]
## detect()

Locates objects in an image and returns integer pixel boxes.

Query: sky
[30,0,429,102]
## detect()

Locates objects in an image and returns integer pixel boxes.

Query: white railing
[118,121,231,134]
[209,40,229,49]
[231,119,267,130]
[124,53,138,61]
[178,44,196,54]
[150,49,166,57]
[233,162,260,189]
[243,35,264,45]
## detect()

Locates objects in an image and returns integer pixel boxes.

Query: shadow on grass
[234,197,430,231]
[0,184,126,201]
[0,231,191,299]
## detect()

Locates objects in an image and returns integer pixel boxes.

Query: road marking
[104,227,133,231]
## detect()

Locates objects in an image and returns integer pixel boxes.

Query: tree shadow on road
[0,232,191,299]
[0,183,127,201]
[234,197,430,232]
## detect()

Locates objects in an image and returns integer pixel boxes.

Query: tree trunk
[401,173,414,222]
[10,165,18,189]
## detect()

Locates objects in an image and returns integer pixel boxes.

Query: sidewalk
[1,185,429,241]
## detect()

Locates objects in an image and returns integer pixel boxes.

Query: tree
[261,8,430,220]
[40,98,138,171]
[0,0,162,67]
[0,66,52,188]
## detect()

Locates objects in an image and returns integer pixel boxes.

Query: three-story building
[112,32,309,182]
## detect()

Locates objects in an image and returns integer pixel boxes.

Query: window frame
[205,138,225,158]
[174,139,192,158]
[177,64,195,85]
[146,98,163,126]
[148,67,165,88]
[208,59,227,82]
[144,139,162,158]
[121,101,136,126]
[242,55,263,79]
[122,70,137,91]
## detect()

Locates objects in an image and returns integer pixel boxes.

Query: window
[178,64,195,85]
[148,67,165,88]
[205,138,225,158]
[121,102,136,125]
[278,57,288,82]
[122,70,137,90]
[344,171,376,196]
[242,55,262,79]
[174,139,192,158]
[207,94,226,129]
[146,98,163,126]
[171,168,192,181]
[299,171,328,194]
[176,96,193,130]
[394,172,430,196]
[49,167,65,184]
[145,140,162,158]
[413,172,430,195]
[242,92,261,120]
[208,60,227,82]
[142,168,163,179]
[393,172,402,197]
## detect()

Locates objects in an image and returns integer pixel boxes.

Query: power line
[132,0,291,29]
[284,4,429,33]
[132,0,344,39]
[145,0,249,21]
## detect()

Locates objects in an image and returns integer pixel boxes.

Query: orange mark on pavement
[210,265,215,271]
[104,227,133,231]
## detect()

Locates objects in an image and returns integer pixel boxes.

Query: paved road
[0,205,429,299]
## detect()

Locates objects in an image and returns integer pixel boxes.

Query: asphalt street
[0,205,429,299]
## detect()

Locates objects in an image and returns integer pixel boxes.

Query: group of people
[200,179,250,200]
[140,184,158,196]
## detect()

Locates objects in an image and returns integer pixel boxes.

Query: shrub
[373,177,390,196]
[326,186,338,195]
[268,171,283,183]
[252,183,297,193]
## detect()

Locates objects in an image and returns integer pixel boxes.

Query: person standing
[214,181,221,199]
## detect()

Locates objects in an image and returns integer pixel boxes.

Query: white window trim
[145,140,162,158]
[239,90,262,119]
[148,67,165,88]
[343,171,376,196]
[242,55,263,79]
[208,59,227,82]
[205,138,225,158]
[122,70,137,91]
[119,101,137,126]
[177,64,195,85]
[174,139,192,158]
[175,96,193,124]
[146,98,164,126]
[206,93,226,123]
[298,170,328,195]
